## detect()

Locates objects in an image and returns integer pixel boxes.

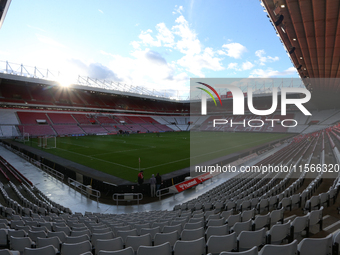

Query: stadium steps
[320,110,340,125]
[49,125,58,136]
[77,125,88,134]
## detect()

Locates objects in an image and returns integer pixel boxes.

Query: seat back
[297,234,332,255]
[95,237,124,255]
[173,237,205,255]
[181,227,204,241]
[238,228,266,251]
[125,233,152,252]
[259,240,297,255]
[267,220,290,244]
[154,231,178,248]
[23,245,57,255]
[207,232,237,254]
[137,242,171,255]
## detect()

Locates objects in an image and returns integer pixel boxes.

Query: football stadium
[0,0,340,254]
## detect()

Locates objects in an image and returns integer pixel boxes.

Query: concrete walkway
[0,142,287,214]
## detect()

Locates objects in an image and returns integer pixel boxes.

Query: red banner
[174,172,213,192]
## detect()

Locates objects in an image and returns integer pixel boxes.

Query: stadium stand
[1,125,340,254]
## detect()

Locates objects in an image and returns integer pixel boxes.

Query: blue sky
[0,0,299,97]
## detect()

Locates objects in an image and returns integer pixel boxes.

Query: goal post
[23,133,29,143]
[38,136,56,149]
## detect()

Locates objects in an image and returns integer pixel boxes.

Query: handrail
[68,177,101,203]
[1,142,64,182]
[156,187,176,200]
[112,193,143,205]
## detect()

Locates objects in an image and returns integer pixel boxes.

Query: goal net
[38,136,56,149]
[23,133,29,143]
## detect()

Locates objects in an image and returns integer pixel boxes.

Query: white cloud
[172,15,201,55]
[173,5,184,14]
[130,41,140,49]
[249,67,297,78]
[222,42,247,59]
[155,23,175,47]
[227,63,239,70]
[138,29,161,47]
[177,47,224,77]
[99,48,189,93]
[242,61,254,70]
[98,9,104,14]
[255,49,279,65]
[217,50,227,55]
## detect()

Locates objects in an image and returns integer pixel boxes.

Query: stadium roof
[0,0,11,29]
[262,0,340,107]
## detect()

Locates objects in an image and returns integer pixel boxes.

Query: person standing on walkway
[156,173,162,192]
[150,174,156,197]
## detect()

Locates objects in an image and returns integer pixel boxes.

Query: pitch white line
[48,146,140,171]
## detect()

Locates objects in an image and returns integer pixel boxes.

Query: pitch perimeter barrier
[113,193,143,205]
[68,177,101,203]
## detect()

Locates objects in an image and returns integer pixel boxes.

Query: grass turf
[28,132,291,182]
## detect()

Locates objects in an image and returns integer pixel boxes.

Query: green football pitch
[28,132,291,182]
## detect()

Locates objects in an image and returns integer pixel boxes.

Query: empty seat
[241,209,255,222]
[267,220,290,244]
[65,234,90,244]
[71,229,91,237]
[206,232,237,255]
[220,245,258,255]
[226,213,241,228]
[163,224,182,234]
[125,233,152,253]
[55,226,71,236]
[238,228,265,251]
[28,230,47,242]
[98,247,134,255]
[60,240,92,255]
[9,236,34,254]
[92,227,112,234]
[308,206,323,232]
[184,222,204,230]
[116,229,137,245]
[92,231,115,248]
[205,224,229,240]
[221,209,233,220]
[207,218,224,227]
[181,227,204,241]
[173,237,205,255]
[269,208,284,227]
[36,236,61,251]
[95,237,124,255]
[253,213,270,231]
[259,240,297,255]
[290,214,309,240]
[297,234,332,255]
[154,231,178,248]
[47,231,67,243]
[0,249,20,255]
[23,245,58,255]
[140,227,160,241]
[230,219,252,236]
[112,226,131,236]
[0,229,8,246]
[137,242,171,255]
